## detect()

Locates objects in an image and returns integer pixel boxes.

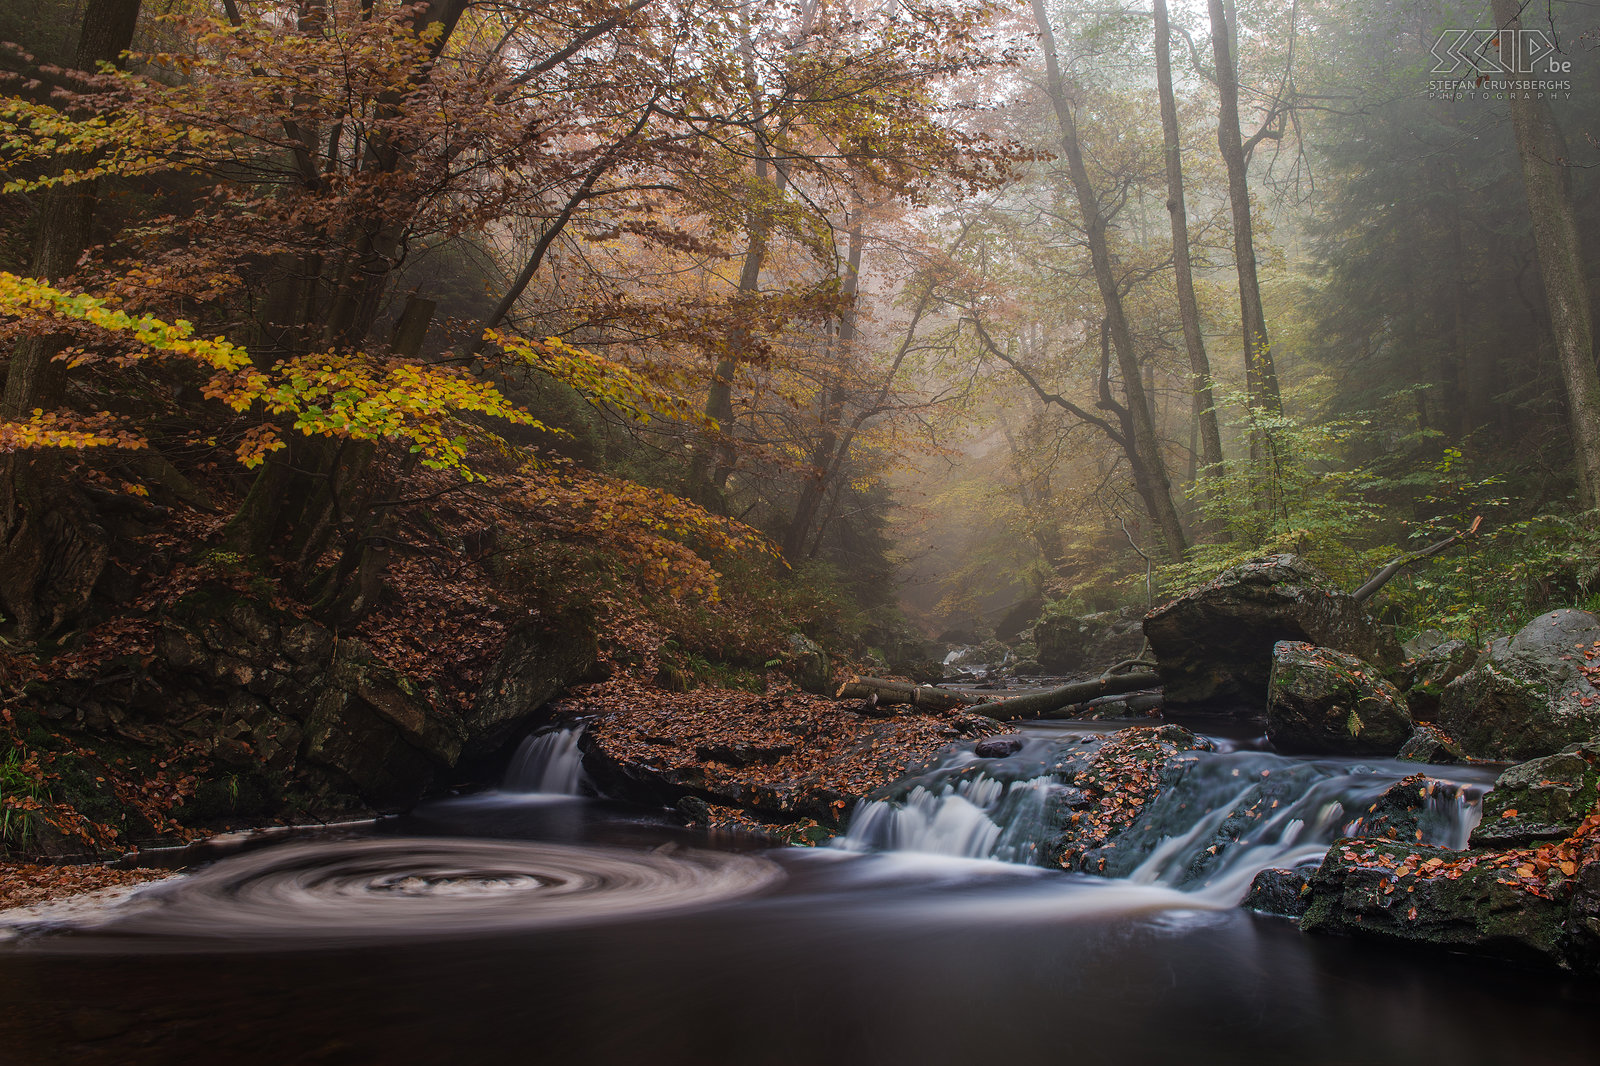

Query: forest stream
[1,718,1597,1066]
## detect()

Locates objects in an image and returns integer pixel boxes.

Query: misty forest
[2,1,1600,1062]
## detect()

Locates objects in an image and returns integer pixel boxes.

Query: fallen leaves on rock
[1331,782,1600,902]
[0,862,172,912]
[560,674,1003,834]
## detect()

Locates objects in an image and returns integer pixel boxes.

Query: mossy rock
[1302,839,1570,970]
[1471,743,1600,848]
[1267,641,1411,755]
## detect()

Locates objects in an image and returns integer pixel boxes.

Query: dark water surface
[2,730,1597,1065]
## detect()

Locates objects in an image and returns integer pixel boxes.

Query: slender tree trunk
[1031,0,1188,558]
[1489,0,1600,509]
[1153,0,1223,479]
[689,165,784,503]
[783,208,864,559]
[1207,0,1280,417]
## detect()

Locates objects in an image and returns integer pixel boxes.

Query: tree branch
[1351,516,1483,603]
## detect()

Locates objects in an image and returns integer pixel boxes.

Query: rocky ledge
[564,676,1005,835]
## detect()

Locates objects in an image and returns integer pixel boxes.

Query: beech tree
[1488,0,1600,510]
[1020,0,1186,559]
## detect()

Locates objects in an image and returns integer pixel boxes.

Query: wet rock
[1012,658,1046,677]
[465,625,598,759]
[1348,774,1467,847]
[1267,642,1411,755]
[1301,839,1571,970]
[1143,555,1397,716]
[975,736,1025,758]
[1397,724,1464,765]
[695,742,795,767]
[786,633,833,695]
[1033,606,1146,677]
[676,795,711,825]
[1245,867,1313,917]
[1470,743,1600,848]
[1049,725,1216,874]
[1437,609,1600,761]
[578,687,1005,829]
[1568,858,1600,973]
[1396,638,1474,721]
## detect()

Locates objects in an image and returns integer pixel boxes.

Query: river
[1,718,1596,1064]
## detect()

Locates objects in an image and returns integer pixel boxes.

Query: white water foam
[502,727,587,795]
[839,733,1488,908]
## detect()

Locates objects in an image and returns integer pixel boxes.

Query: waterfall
[502,727,587,795]
[837,730,1488,904]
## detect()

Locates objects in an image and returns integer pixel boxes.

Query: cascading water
[838,724,1490,905]
[502,727,587,794]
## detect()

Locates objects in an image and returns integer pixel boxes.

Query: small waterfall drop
[838,727,1489,904]
[503,727,587,794]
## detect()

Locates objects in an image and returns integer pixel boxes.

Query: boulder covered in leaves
[1266,642,1412,755]
[1347,773,1472,847]
[1143,555,1397,716]
[1047,725,1215,874]
[572,677,1003,831]
[1437,609,1600,761]
[1470,743,1600,848]
[1300,839,1574,971]
[1396,724,1466,765]
[1301,766,1600,975]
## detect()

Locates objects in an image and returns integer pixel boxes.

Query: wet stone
[1245,867,1313,918]
[975,736,1025,758]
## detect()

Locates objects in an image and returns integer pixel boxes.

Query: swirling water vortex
[9,838,784,948]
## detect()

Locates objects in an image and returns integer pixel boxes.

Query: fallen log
[837,671,1163,722]
[972,671,1162,721]
[834,677,977,712]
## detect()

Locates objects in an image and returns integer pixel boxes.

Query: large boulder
[1470,743,1600,848]
[1301,839,1572,970]
[577,686,1004,829]
[1143,555,1397,715]
[784,633,833,695]
[463,625,597,760]
[1267,642,1412,755]
[1396,638,1475,721]
[1437,608,1600,761]
[1033,606,1146,677]
[1300,745,1600,975]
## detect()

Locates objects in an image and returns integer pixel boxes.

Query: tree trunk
[1207,0,1280,417]
[783,205,864,559]
[1153,0,1223,479]
[1031,0,1188,559]
[231,0,468,559]
[837,670,1162,721]
[0,0,142,638]
[974,671,1160,721]
[1489,0,1600,509]
[835,677,976,712]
